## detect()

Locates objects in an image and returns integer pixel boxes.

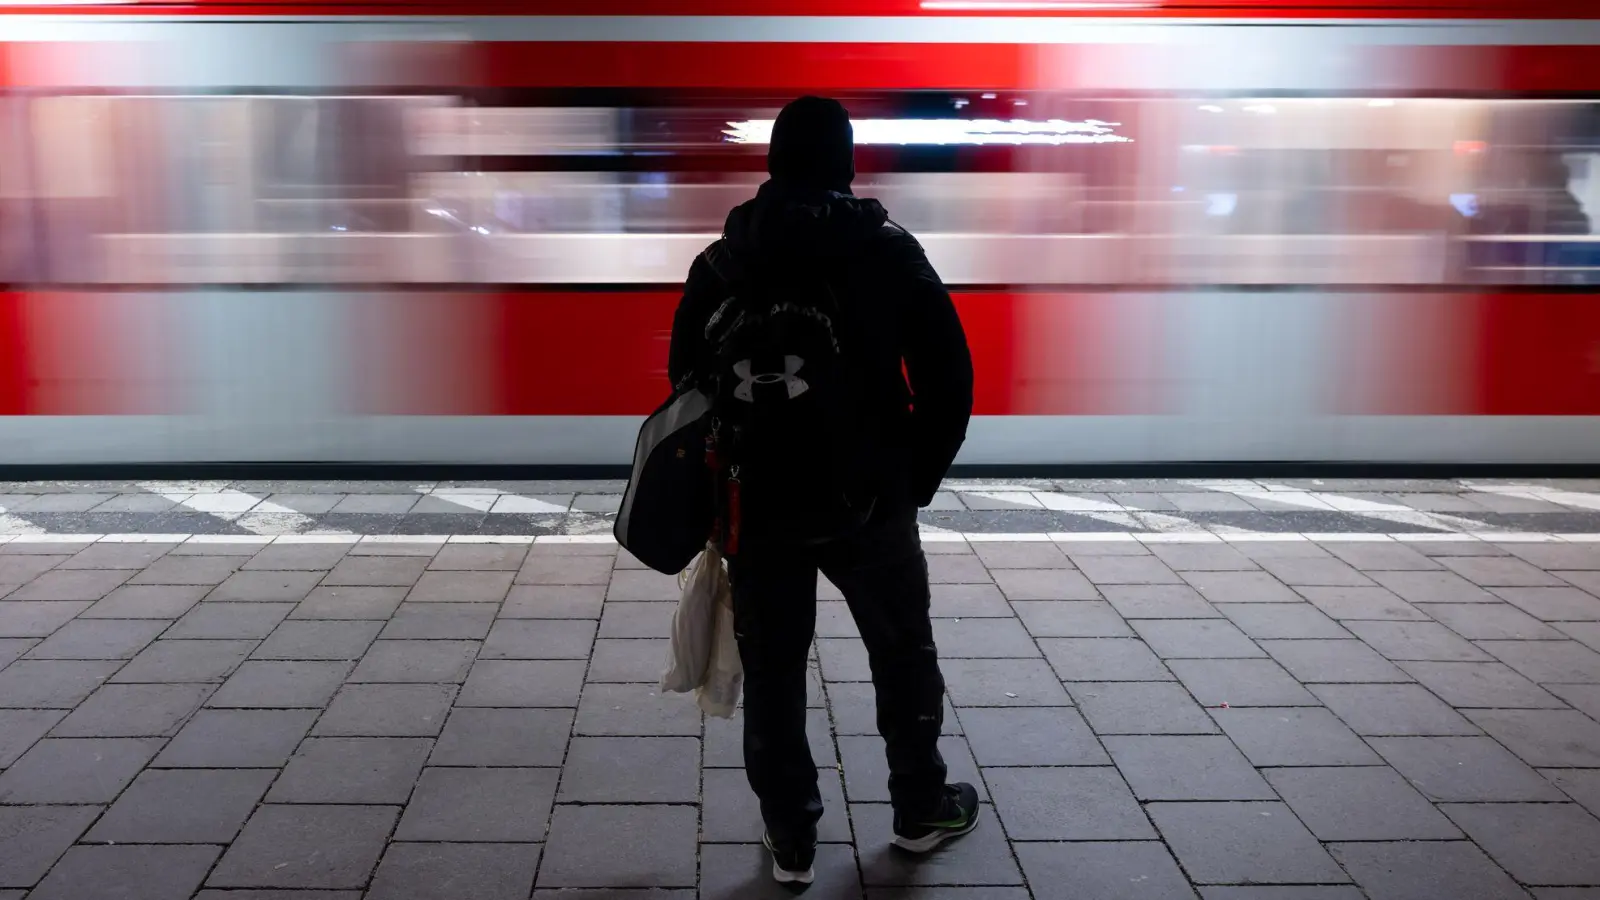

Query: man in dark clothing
[666,96,977,884]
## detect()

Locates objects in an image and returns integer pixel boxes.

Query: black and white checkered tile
[2,478,1600,539]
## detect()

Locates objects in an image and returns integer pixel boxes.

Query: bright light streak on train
[723,118,1133,146]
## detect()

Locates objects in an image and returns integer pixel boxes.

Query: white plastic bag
[660,544,726,695]
[695,579,743,718]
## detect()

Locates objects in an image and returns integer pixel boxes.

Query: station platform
[0,478,1597,898]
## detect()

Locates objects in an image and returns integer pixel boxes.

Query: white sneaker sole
[770,859,816,885]
[891,808,981,854]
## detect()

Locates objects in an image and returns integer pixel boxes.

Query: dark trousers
[728,503,948,843]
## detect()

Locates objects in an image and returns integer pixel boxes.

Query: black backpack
[700,255,877,550]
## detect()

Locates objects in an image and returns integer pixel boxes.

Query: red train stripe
[1477,292,1600,417]
[0,292,31,416]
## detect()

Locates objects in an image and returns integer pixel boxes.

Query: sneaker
[892,782,981,853]
[763,832,816,885]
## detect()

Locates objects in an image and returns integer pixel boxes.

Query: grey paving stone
[348,639,478,684]
[0,805,100,888]
[854,803,1023,886]
[367,842,540,900]
[323,556,428,587]
[1103,734,1275,801]
[80,585,208,619]
[61,542,176,570]
[530,891,693,899]
[251,620,381,661]
[956,707,1107,766]
[1203,883,1363,890]
[1011,601,1132,638]
[429,542,528,570]
[575,683,701,736]
[606,569,682,602]
[704,706,835,766]
[0,659,120,708]
[1443,802,1600,885]
[700,766,851,843]
[430,707,573,766]
[207,659,351,708]
[9,569,133,602]
[1298,585,1430,621]
[1258,556,1374,588]
[1215,603,1350,640]
[928,583,1013,618]
[23,619,167,659]
[1480,639,1600,683]
[973,541,1072,569]
[1150,543,1259,573]
[1168,658,1319,707]
[501,584,606,619]
[240,542,351,570]
[840,734,984,803]
[539,804,698,888]
[458,658,587,706]
[1068,682,1219,734]
[1399,661,1565,708]
[290,585,406,619]
[931,617,1043,658]
[1264,766,1461,840]
[0,638,32,668]
[863,890,1029,900]
[377,603,496,642]
[0,556,68,583]
[1212,707,1382,766]
[208,805,399,889]
[166,601,294,639]
[1422,602,1566,640]
[1503,543,1600,570]
[815,601,860,638]
[112,638,254,682]
[824,681,952,738]
[558,736,700,803]
[1132,619,1266,659]
[1544,768,1600,818]
[1017,841,1198,900]
[206,571,323,603]
[154,709,319,768]
[516,552,616,586]
[29,844,219,900]
[1532,891,1600,900]
[991,568,1099,601]
[1369,736,1567,801]
[1372,570,1499,605]
[1101,585,1221,619]
[1076,554,1183,585]
[51,682,212,737]
[1040,637,1173,683]
[1442,556,1565,587]
[1061,538,1153,558]
[482,619,597,659]
[1554,620,1600,652]
[926,554,993,584]
[817,638,870,682]
[599,602,674,639]
[1547,682,1600,719]
[1148,801,1348,885]
[939,657,1072,707]
[268,736,433,804]
[0,709,64,766]
[1261,639,1411,683]
[395,766,558,842]
[587,638,669,683]
[1495,587,1600,621]
[1465,708,1600,767]
[1328,841,1532,900]
[314,683,457,737]
[1310,683,1481,735]
[700,842,860,900]
[131,555,242,586]
[1345,620,1492,662]
[86,768,274,843]
[0,737,161,803]
[1323,541,1442,572]
[406,570,514,604]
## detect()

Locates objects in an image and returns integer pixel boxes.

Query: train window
[1,91,1597,287]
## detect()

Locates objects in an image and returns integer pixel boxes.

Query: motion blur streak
[1,2,1598,465]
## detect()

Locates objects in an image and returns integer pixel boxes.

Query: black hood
[723,180,890,262]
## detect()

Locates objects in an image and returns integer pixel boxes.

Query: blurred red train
[1,0,1599,466]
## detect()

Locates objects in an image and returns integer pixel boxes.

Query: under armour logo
[733,356,809,401]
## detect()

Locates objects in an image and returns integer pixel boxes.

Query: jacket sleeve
[890,230,975,507]
[667,249,722,389]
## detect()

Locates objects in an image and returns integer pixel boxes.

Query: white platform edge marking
[0,530,1591,545]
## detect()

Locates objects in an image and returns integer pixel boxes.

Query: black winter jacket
[666,179,974,509]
